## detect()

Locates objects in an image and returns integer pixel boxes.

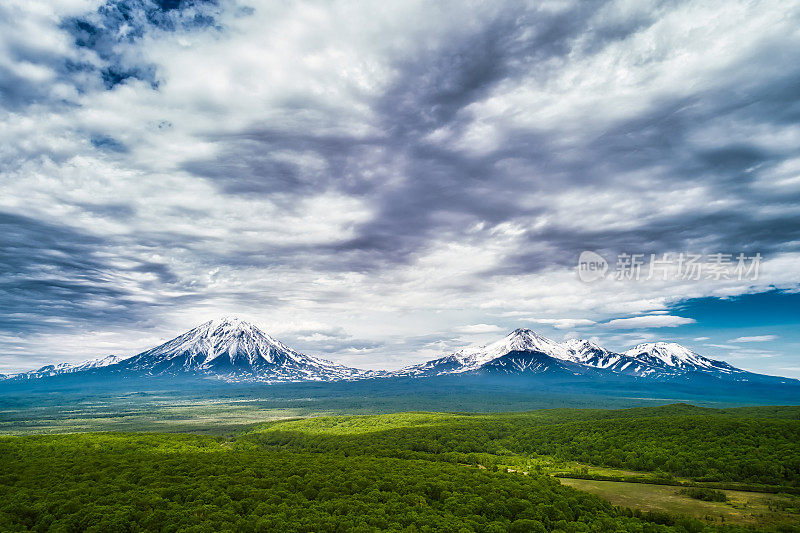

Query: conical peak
[198,316,266,338]
[458,327,569,362]
[506,328,549,342]
[204,315,250,329]
[502,328,557,347]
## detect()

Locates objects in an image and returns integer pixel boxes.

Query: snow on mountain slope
[71,354,124,372]
[395,329,574,377]
[557,339,739,378]
[123,317,308,370]
[451,328,572,370]
[10,354,126,380]
[2,320,779,384]
[114,317,370,382]
[622,342,742,376]
[560,339,615,365]
[6,317,373,383]
[395,329,750,379]
[478,349,604,376]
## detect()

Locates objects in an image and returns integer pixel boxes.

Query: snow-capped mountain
[399,329,573,376]
[395,329,581,377]
[556,339,741,378]
[112,317,369,382]
[7,317,372,383]
[394,329,752,380]
[2,321,790,387]
[13,354,125,380]
[621,342,741,376]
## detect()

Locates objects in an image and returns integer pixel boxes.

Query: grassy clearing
[248,411,506,437]
[558,478,800,529]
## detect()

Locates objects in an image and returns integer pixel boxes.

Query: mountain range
[396,328,744,380]
[3,317,796,389]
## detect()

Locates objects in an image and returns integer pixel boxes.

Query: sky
[1,0,800,376]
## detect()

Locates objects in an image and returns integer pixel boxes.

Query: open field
[559,478,800,530]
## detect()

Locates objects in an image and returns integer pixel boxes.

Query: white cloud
[454,324,505,334]
[705,344,739,350]
[602,315,696,329]
[297,333,341,342]
[527,318,596,330]
[729,335,778,343]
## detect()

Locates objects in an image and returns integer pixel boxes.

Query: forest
[0,404,798,532]
[246,405,800,487]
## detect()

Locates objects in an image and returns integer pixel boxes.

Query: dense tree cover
[1,405,798,531]
[510,416,800,485]
[248,408,800,486]
[0,433,731,533]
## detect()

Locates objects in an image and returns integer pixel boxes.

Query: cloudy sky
[2,0,800,376]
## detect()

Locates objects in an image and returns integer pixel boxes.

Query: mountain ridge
[393,328,777,382]
[3,319,795,386]
[9,317,373,383]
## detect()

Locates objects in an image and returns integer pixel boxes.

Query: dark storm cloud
[185,2,613,270]
[74,202,136,220]
[491,66,800,273]
[0,211,184,333]
[495,210,800,277]
[8,0,800,277]
[182,129,384,197]
[339,4,800,275]
[182,1,800,277]
[3,0,800,371]
[374,2,603,138]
